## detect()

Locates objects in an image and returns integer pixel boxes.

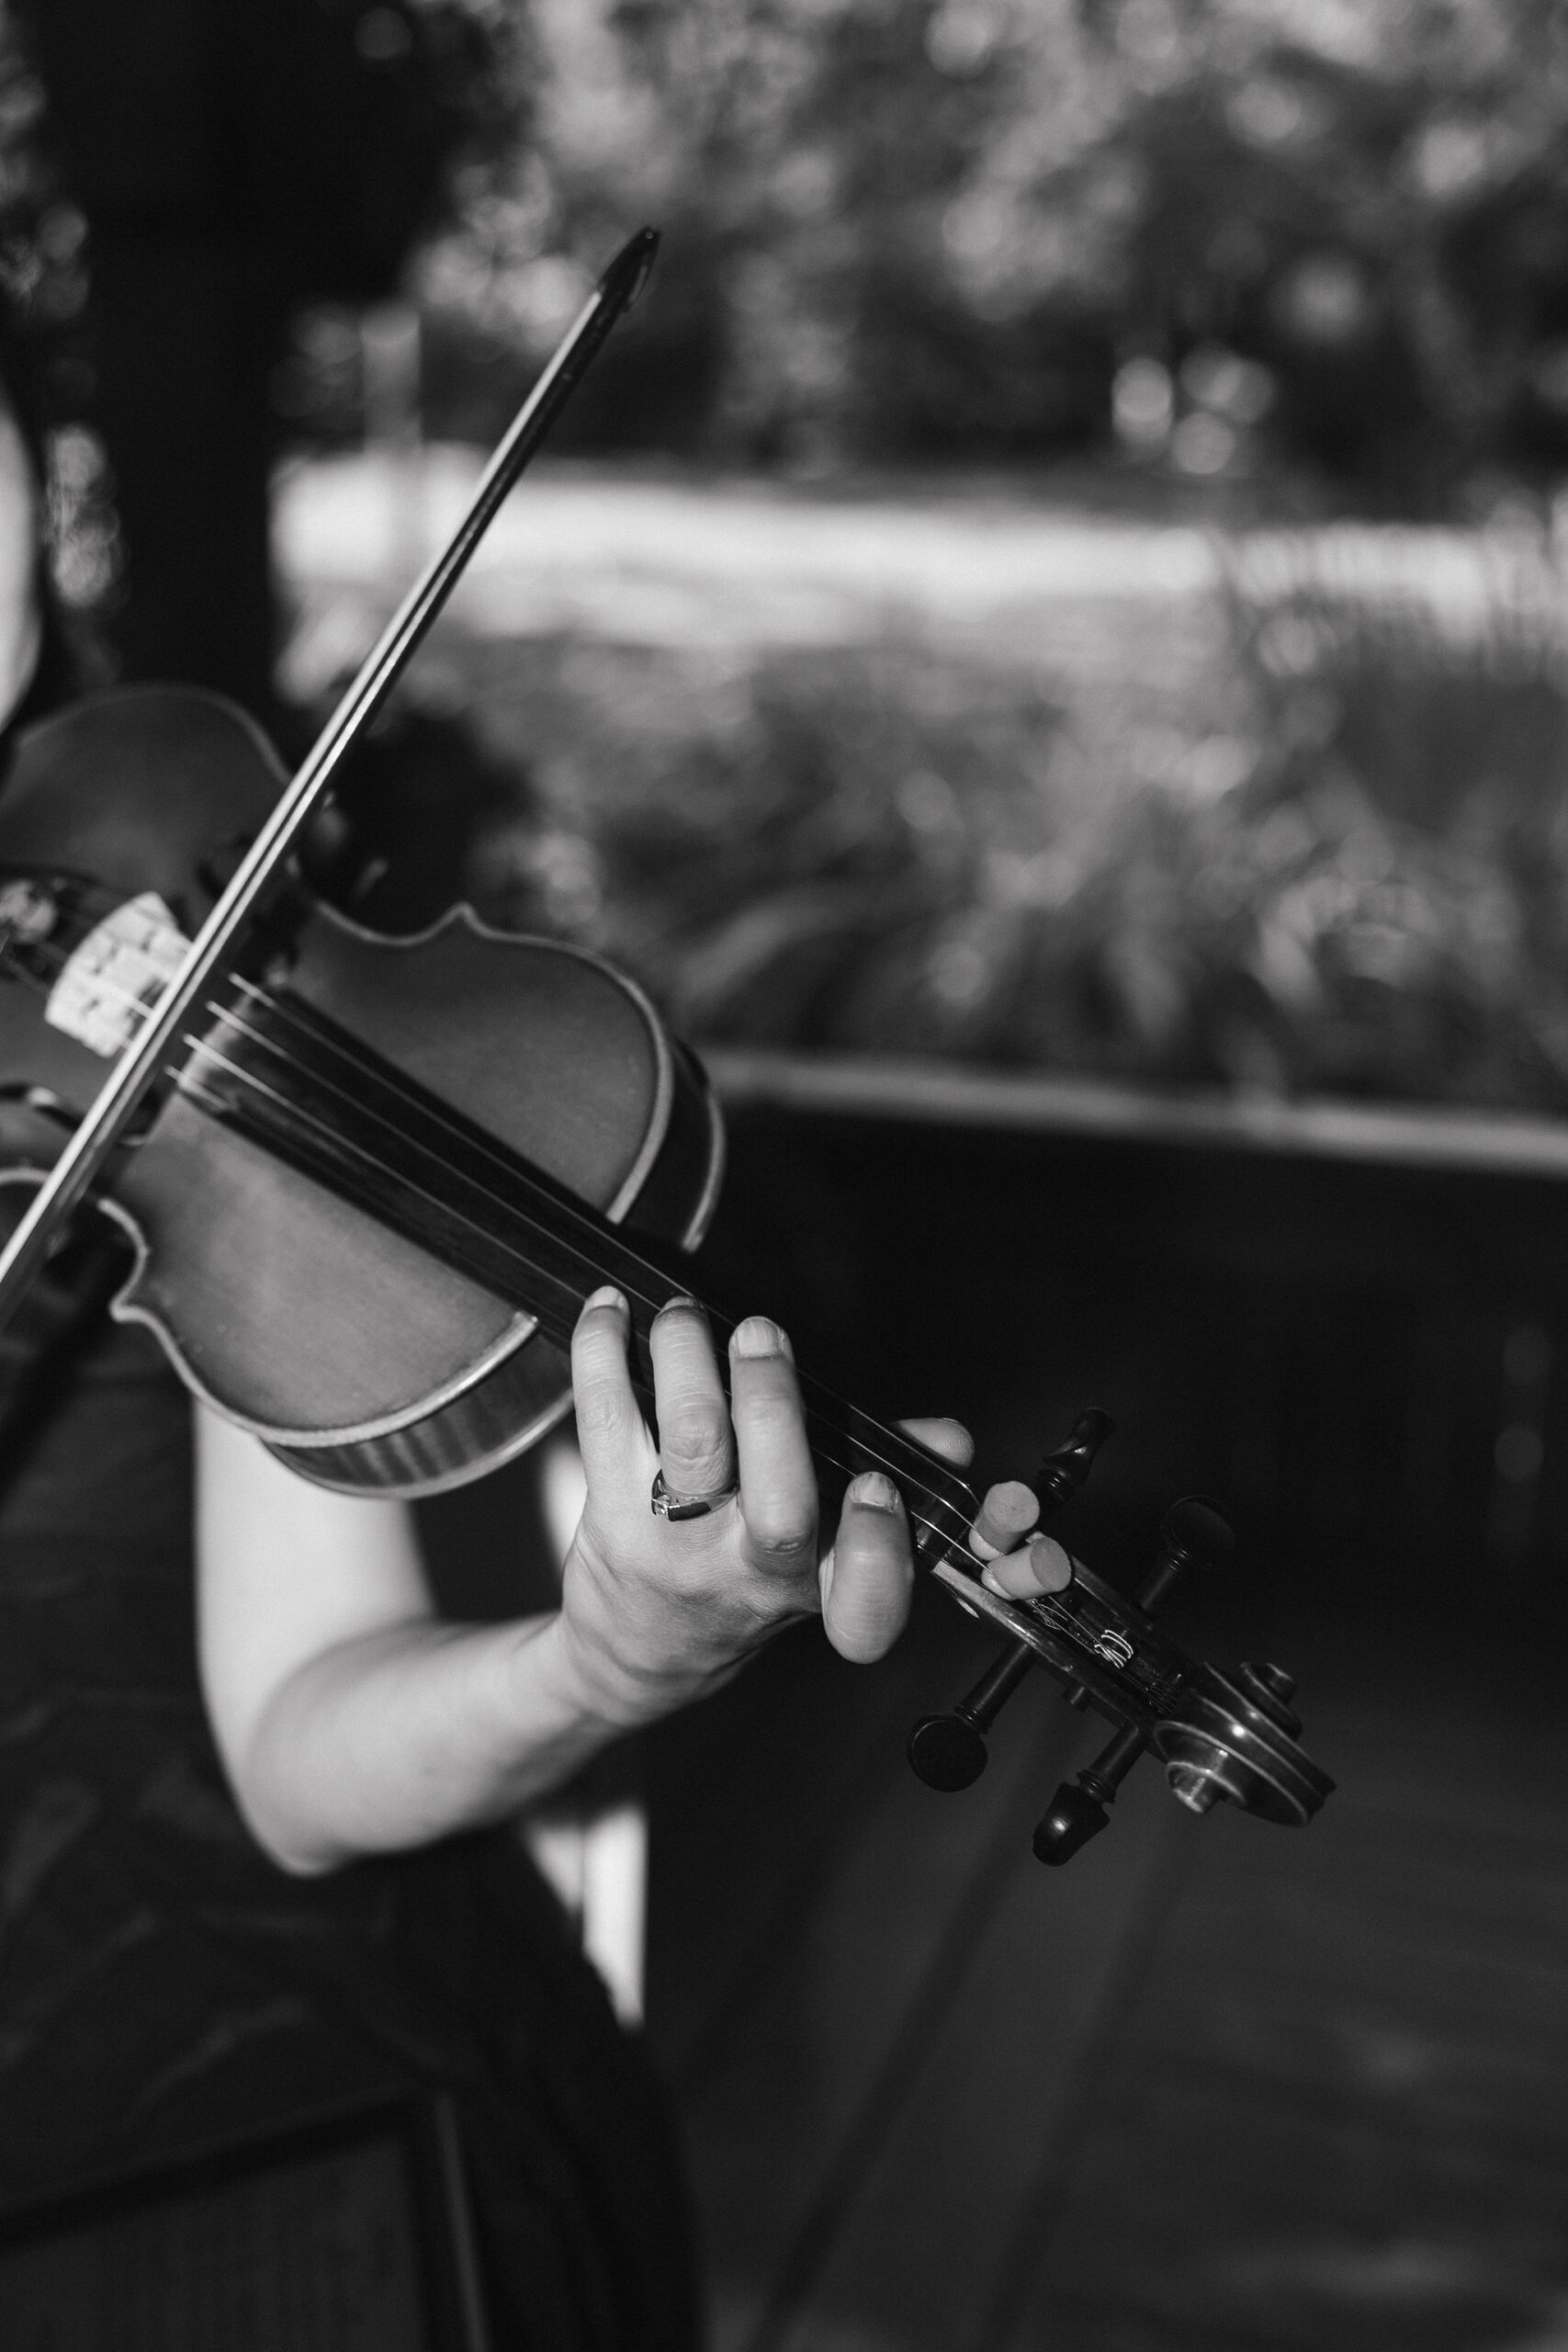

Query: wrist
[547,1595,728,1735]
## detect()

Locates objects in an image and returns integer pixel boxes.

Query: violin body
[0,688,722,1495]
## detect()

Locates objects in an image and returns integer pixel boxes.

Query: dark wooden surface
[640,1102,1568,2352]
[649,1610,1568,2352]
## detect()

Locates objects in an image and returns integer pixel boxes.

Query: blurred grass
[344,517,1568,1118]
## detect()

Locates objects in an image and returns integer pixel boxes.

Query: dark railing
[694,1051,1568,1632]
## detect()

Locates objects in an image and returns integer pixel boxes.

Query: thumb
[819,1473,913,1663]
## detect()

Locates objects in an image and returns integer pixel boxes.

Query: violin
[0,232,1333,1866]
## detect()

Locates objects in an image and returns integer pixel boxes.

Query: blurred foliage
[389,0,1568,503]
[429,526,1568,1111]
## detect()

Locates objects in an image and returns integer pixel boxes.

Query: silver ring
[651,1470,739,1522]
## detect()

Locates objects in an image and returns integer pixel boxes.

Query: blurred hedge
[370,524,1568,1114]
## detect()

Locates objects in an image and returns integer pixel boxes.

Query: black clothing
[0,1302,700,2347]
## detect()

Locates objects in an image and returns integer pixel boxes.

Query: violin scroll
[909,1414,1335,1865]
[1154,1658,1330,1825]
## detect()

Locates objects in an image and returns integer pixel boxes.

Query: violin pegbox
[907,1413,1334,1865]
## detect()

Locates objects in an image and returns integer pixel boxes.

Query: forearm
[234,1607,641,1873]
[197,1408,660,1874]
[197,1295,956,1879]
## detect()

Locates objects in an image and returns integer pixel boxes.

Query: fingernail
[979,1533,1072,1600]
[968,1479,1040,1561]
[849,1471,900,1512]
[583,1285,627,1315]
[1028,1532,1074,1592]
[732,1316,788,1360]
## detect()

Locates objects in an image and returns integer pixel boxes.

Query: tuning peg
[1032,1724,1147,1865]
[907,1488,1041,1791]
[1137,1494,1234,1613]
[1033,1408,1114,1521]
[1033,1521,1248,1865]
[909,1409,1111,1792]
[908,1641,1034,1790]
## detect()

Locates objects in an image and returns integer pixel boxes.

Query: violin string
[181,1005,829,1402]
[173,1040,683,1374]
[178,1018,977,1554]
[13,931,696,1313]
[206,984,783,1372]
[4,918,976,1547]
[1,914,647,1273]
[20,936,584,1216]
[10,920,705,1254]
[190,992,686,1318]
[227,975,614,1216]
[188,1023,973,1549]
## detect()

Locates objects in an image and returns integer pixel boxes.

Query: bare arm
[196,1410,602,1868]
[198,1289,998,1874]
[0,391,41,725]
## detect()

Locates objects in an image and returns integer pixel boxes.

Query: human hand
[558,1285,978,1726]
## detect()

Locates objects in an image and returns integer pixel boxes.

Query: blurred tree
[14,0,498,713]
[412,0,1568,503]
[0,17,99,709]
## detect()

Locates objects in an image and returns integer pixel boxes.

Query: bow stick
[0,226,660,1336]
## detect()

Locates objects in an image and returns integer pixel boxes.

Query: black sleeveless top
[0,1298,699,2346]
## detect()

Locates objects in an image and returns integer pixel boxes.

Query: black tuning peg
[908,1408,1112,1793]
[908,1639,1035,1790]
[1030,1498,1235,1864]
[1034,1408,1115,1517]
[1137,1494,1234,1613]
[1032,1724,1146,1864]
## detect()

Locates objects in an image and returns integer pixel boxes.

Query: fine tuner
[908,1411,1334,1863]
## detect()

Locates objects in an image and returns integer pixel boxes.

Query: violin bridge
[44,892,190,1061]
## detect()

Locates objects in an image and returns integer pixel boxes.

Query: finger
[820,1472,913,1661]
[571,1287,654,1501]
[896,1416,974,1469]
[968,1479,1040,1562]
[729,1317,816,1567]
[649,1296,735,1501]
[982,1533,1073,1598]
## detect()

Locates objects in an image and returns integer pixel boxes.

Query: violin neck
[179,976,981,1567]
[801,1383,980,1570]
